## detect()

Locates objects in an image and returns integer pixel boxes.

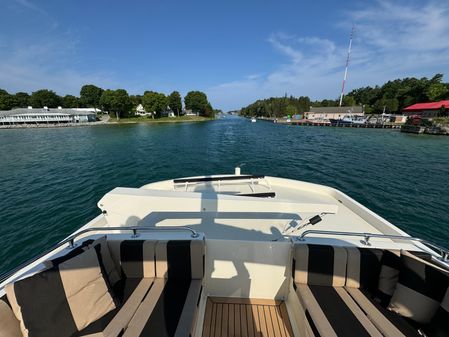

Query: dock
[256,118,402,129]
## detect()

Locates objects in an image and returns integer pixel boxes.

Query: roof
[0,108,96,117]
[403,100,449,111]
[307,106,364,114]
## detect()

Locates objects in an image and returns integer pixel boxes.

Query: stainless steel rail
[0,226,199,284]
[297,230,449,261]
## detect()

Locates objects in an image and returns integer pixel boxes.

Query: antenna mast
[339,25,355,107]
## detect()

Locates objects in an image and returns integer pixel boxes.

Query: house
[304,106,364,121]
[135,104,153,117]
[402,100,449,117]
[0,107,96,125]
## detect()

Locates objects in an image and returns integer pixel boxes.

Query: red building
[403,100,449,117]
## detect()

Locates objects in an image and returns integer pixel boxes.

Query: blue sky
[1,0,449,110]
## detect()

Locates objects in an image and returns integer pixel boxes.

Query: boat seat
[2,237,204,337]
[121,240,204,337]
[292,244,446,337]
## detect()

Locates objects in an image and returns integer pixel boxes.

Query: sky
[0,0,449,111]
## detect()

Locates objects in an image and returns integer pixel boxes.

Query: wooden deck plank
[246,304,255,337]
[269,306,283,337]
[229,303,235,337]
[215,304,223,337]
[257,305,269,337]
[203,299,214,337]
[202,298,292,337]
[235,303,241,336]
[279,303,294,337]
[241,305,248,337]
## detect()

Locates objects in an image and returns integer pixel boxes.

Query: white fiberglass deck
[97,175,417,249]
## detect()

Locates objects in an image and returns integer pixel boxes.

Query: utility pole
[339,25,355,107]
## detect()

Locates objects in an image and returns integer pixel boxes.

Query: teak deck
[202,297,294,337]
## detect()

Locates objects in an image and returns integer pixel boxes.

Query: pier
[257,118,402,129]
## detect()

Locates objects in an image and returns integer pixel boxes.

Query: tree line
[0,85,215,119]
[241,74,449,117]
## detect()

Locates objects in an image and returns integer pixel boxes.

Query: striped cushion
[155,240,205,280]
[346,247,383,291]
[346,287,421,337]
[294,244,347,286]
[422,287,449,337]
[107,240,157,279]
[374,250,401,306]
[388,250,449,324]
[6,247,116,337]
[0,296,21,337]
[296,284,383,337]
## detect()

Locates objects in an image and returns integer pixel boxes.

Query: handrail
[297,230,449,261]
[0,226,199,284]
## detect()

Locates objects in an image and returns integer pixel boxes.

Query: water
[1,117,448,274]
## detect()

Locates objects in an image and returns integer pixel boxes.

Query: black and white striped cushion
[346,247,383,291]
[294,244,347,286]
[422,287,449,337]
[388,250,449,324]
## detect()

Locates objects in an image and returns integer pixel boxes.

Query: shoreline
[0,116,214,129]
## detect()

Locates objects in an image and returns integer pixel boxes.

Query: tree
[130,95,142,109]
[0,89,14,110]
[168,91,182,116]
[99,89,132,120]
[80,85,104,110]
[62,95,79,108]
[142,91,167,118]
[184,91,209,115]
[426,83,448,102]
[29,89,61,108]
[14,92,30,108]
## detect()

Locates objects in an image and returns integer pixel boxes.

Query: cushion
[6,247,116,337]
[346,247,383,291]
[296,284,383,337]
[90,236,121,286]
[0,297,22,337]
[155,240,205,280]
[107,240,156,279]
[294,244,347,286]
[47,236,120,288]
[374,250,401,306]
[422,287,449,337]
[388,250,449,324]
[346,287,421,337]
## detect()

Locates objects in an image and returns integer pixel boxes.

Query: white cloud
[208,0,449,111]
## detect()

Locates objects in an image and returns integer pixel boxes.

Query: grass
[109,115,213,124]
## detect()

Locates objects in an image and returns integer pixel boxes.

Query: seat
[292,244,422,337]
[122,239,204,337]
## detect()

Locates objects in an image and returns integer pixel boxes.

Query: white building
[304,106,365,121]
[0,107,97,125]
[135,104,153,117]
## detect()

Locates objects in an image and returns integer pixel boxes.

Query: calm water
[1,117,448,274]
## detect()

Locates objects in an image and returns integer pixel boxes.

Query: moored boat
[0,168,448,337]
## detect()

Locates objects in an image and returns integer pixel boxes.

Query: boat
[251,117,257,123]
[1,168,448,337]
[329,114,367,125]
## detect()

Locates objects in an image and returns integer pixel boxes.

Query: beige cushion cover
[91,236,121,285]
[0,299,22,337]
[5,284,28,337]
[59,247,116,331]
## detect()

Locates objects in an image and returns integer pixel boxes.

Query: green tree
[130,95,142,109]
[184,91,209,115]
[285,105,298,117]
[99,89,132,120]
[0,89,14,110]
[14,92,30,108]
[142,91,167,118]
[168,91,182,116]
[62,95,79,108]
[426,83,448,101]
[80,85,104,110]
[29,89,61,108]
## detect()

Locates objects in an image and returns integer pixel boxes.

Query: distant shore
[109,115,214,124]
[0,115,214,129]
